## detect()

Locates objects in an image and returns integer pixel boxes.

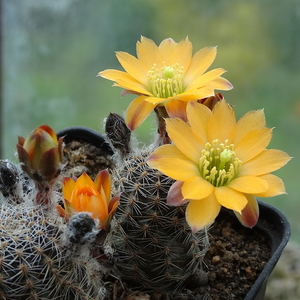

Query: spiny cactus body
[107,152,209,293]
[0,203,104,300]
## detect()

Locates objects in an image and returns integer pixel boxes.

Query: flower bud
[62,170,120,228]
[16,125,63,182]
[198,93,223,110]
[105,113,131,156]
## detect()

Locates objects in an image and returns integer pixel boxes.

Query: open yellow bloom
[98,36,233,130]
[148,100,291,232]
[62,170,120,228]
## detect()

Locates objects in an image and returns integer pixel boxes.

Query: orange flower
[62,170,120,228]
[17,125,63,182]
[99,36,232,130]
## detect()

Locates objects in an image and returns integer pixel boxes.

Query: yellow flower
[98,37,233,130]
[62,170,120,228]
[16,125,63,182]
[148,100,291,232]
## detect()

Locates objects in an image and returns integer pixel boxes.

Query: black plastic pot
[237,201,290,300]
[57,126,113,155]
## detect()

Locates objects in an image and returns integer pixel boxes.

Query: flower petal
[76,193,91,211]
[186,194,221,232]
[185,47,217,84]
[255,174,287,197]
[144,96,168,104]
[240,149,291,176]
[108,193,121,212]
[193,86,215,100]
[234,109,266,145]
[87,194,108,224]
[63,177,76,201]
[167,181,189,206]
[99,69,151,95]
[228,176,268,194]
[165,117,203,162]
[16,144,31,169]
[187,101,211,144]
[105,193,121,227]
[63,199,78,217]
[181,176,214,200]
[207,100,236,143]
[94,169,111,203]
[214,186,247,213]
[234,194,259,228]
[39,125,58,142]
[234,128,273,163]
[136,36,162,69]
[147,145,199,181]
[209,77,233,90]
[164,100,188,121]
[145,91,200,105]
[39,148,60,180]
[149,87,214,104]
[115,51,148,85]
[159,37,192,70]
[76,172,95,188]
[186,68,227,91]
[125,95,155,130]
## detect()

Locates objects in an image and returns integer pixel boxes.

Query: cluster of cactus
[0,163,105,300]
[0,114,211,299]
[105,114,210,293]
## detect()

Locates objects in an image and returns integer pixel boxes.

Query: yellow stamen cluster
[199,139,241,187]
[147,63,184,98]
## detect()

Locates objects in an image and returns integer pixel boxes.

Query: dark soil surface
[61,139,114,179]
[199,214,271,300]
[62,139,272,300]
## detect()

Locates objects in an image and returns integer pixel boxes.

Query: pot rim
[56,126,113,155]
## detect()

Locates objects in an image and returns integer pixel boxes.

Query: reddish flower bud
[198,93,224,110]
[16,125,63,182]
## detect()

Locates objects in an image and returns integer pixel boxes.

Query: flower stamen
[199,139,241,187]
[148,63,184,98]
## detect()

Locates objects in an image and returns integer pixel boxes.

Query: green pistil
[163,66,175,79]
[199,140,241,187]
[147,63,184,98]
[218,149,233,170]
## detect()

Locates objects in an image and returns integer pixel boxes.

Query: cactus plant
[0,202,104,300]
[0,162,105,300]
[0,127,116,300]
[104,115,210,293]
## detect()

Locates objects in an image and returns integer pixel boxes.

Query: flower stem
[154,106,171,145]
[35,182,52,206]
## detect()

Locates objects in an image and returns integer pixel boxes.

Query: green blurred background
[3,0,299,247]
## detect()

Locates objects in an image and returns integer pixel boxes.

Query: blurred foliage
[2,0,300,245]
